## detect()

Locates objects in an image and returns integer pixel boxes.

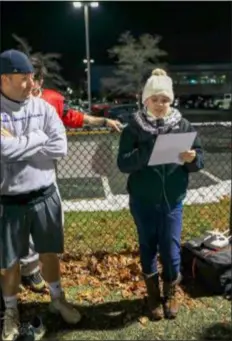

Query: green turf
[20,288,231,340]
[18,198,231,340]
[63,198,230,255]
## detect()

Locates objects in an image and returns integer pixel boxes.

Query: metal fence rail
[57,121,231,256]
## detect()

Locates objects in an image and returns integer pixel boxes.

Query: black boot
[144,274,163,320]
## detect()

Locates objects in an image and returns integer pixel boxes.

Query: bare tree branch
[12,34,32,56]
[12,34,68,89]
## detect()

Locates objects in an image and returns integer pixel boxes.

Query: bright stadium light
[73,2,82,8]
[90,2,99,8]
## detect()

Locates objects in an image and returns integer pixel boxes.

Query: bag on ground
[181,233,231,298]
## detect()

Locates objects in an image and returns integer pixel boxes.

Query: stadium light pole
[73,1,99,113]
[230,1,232,236]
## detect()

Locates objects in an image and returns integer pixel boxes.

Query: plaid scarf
[133,108,182,135]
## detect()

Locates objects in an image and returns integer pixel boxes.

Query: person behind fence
[0,49,82,341]
[31,56,122,131]
[117,68,204,320]
[19,56,123,294]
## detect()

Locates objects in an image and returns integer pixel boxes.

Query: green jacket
[117,113,204,205]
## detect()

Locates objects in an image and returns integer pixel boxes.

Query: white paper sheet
[148,132,197,166]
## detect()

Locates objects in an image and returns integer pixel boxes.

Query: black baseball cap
[0,49,34,75]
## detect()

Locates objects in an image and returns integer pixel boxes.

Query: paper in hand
[148,132,197,166]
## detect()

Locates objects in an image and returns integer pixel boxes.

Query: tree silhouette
[12,34,68,89]
[101,31,168,101]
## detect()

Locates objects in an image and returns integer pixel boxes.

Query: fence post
[230,192,232,235]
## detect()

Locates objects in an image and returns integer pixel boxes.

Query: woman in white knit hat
[117,69,204,320]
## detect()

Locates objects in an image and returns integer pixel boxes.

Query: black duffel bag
[0,288,4,313]
[181,235,231,298]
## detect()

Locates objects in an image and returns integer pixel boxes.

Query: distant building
[168,63,232,96]
[91,63,232,96]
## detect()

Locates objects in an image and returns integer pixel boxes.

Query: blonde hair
[151,68,167,76]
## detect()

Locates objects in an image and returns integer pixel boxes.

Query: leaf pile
[60,253,146,304]
[60,253,202,309]
[19,253,204,311]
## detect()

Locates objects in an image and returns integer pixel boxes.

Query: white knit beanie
[142,69,174,104]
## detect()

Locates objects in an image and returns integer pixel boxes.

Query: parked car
[179,95,222,110]
[214,93,232,110]
[91,102,111,114]
[103,103,139,124]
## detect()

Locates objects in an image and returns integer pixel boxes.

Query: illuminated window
[172,71,229,86]
[190,79,197,84]
[209,78,216,84]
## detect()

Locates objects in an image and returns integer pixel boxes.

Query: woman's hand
[179,150,196,163]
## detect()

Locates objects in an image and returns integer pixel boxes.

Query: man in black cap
[19,56,123,294]
[0,50,81,341]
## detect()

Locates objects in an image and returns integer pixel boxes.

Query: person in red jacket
[20,57,122,293]
[32,57,122,131]
[42,89,84,128]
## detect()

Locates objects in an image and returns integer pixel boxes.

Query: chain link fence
[14,117,231,340]
[56,119,231,257]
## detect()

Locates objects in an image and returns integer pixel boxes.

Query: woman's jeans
[130,198,183,282]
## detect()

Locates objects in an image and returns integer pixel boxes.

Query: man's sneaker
[49,292,81,324]
[12,316,45,341]
[1,307,20,341]
[23,316,46,341]
[21,272,46,293]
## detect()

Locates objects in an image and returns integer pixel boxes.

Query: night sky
[1,1,231,84]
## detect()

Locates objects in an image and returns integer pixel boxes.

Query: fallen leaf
[138,316,149,326]
[121,289,132,298]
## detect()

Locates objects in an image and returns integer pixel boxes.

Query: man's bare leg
[39,253,81,324]
[1,262,20,341]
[39,253,60,288]
[1,262,20,301]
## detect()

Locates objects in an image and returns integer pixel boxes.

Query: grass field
[18,198,231,340]
[63,198,230,255]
